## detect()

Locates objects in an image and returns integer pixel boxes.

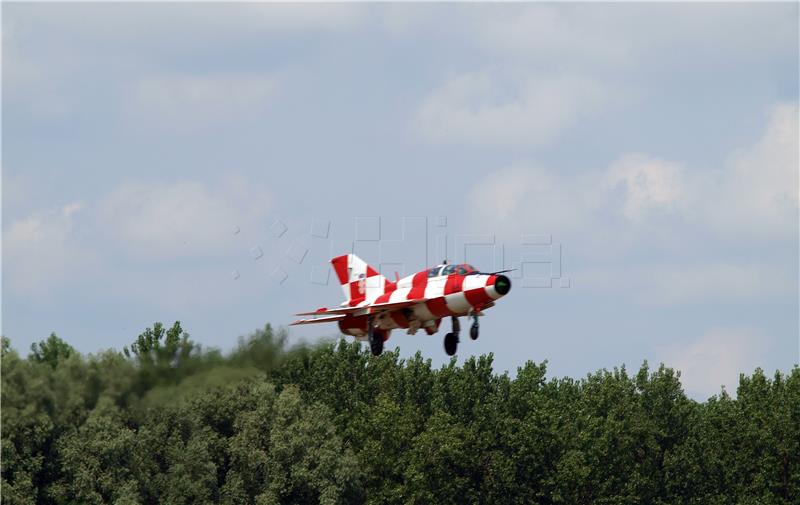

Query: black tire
[470,324,479,340]
[444,332,458,356]
[370,336,384,356]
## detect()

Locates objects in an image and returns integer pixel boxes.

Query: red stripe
[464,287,492,308]
[444,274,464,295]
[331,255,349,285]
[338,314,367,332]
[366,265,379,277]
[375,292,392,304]
[408,270,428,300]
[426,297,451,318]
[349,280,365,306]
[390,310,408,328]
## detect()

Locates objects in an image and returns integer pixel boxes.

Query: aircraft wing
[294,307,361,316]
[290,314,347,326]
[366,300,422,313]
[294,299,424,318]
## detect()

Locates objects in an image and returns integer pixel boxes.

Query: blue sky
[3,3,798,398]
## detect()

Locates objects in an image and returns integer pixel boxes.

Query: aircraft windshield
[429,264,478,277]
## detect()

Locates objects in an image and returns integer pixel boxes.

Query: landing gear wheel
[368,316,383,356]
[444,332,459,356]
[370,335,384,356]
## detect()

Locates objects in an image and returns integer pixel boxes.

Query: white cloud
[468,101,798,237]
[605,154,687,222]
[467,163,603,235]
[385,4,795,74]
[466,102,797,308]
[97,178,272,259]
[126,73,279,132]
[704,102,799,238]
[416,73,607,147]
[604,102,799,237]
[3,202,95,297]
[660,327,769,399]
[577,263,794,307]
[410,5,795,151]
[3,4,364,124]
[650,263,795,306]
[467,154,689,239]
[447,4,794,69]
[472,4,631,67]
[3,177,273,298]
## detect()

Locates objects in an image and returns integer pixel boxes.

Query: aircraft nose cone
[493,274,511,296]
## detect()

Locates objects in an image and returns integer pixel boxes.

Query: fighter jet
[291,253,512,356]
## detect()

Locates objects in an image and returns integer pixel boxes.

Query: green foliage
[2,324,798,504]
[29,333,74,369]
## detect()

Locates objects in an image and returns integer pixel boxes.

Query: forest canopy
[2,322,798,505]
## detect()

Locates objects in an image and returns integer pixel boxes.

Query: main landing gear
[443,316,460,356]
[469,313,479,340]
[444,314,479,355]
[368,316,383,356]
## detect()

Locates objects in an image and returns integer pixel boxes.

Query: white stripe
[445,292,471,315]
[463,274,489,291]
[389,286,412,303]
[424,277,447,299]
[396,274,416,289]
[412,303,435,321]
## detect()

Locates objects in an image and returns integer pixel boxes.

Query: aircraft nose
[493,274,511,296]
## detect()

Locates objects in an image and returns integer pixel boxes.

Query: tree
[2,325,798,504]
[29,333,74,370]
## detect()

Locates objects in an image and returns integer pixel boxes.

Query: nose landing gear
[443,316,460,356]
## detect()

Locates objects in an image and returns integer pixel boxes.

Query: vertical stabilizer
[330,254,389,305]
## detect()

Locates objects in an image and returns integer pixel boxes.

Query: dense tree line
[2,322,798,504]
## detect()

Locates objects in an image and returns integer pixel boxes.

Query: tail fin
[330,254,391,305]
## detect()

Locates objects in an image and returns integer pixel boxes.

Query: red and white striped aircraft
[291,253,512,356]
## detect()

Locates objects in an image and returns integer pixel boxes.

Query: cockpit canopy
[427,263,477,278]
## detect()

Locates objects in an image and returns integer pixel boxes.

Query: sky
[2,3,798,399]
